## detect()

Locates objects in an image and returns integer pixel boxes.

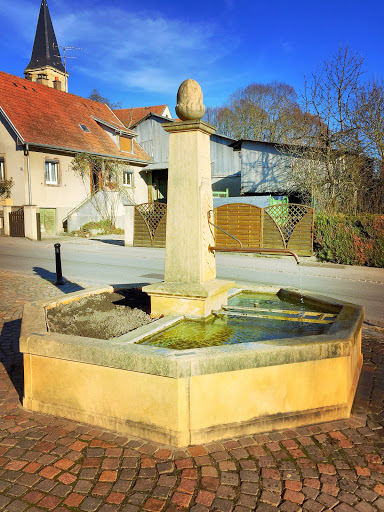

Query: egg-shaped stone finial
[175,79,205,121]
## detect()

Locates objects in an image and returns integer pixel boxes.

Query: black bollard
[54,243,65,285]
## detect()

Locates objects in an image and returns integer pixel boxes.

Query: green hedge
[314,213,384,267]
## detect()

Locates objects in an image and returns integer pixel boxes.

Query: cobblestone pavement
[0,270,383,512]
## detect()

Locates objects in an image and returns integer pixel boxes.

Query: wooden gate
[9,208,25,237]
[134,203,167,247]
[214,203,313,256]
[214,203,263,248]
[263,204,314,256]
[133,202,313,255]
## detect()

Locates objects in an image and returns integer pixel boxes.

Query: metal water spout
[209,245,300,264]
[207,211,300,264]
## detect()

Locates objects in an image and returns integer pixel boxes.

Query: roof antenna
[53,44,83,91]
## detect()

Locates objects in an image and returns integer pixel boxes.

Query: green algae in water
[229,291,285,309]
[137,293,332,350]
[229,291,331,311]
[139,317,233,350]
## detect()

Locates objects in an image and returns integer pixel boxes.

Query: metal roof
[25,0,66,74]
[143,162,168,171]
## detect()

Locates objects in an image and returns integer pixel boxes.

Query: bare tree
[205,48,382,214]
[291,46,367,213]
[355,79,384,160]
[204,82,317,143]
[88,89,122,110]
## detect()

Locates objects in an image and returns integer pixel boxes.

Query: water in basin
[137,292,337,350]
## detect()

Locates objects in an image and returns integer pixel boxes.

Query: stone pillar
[143,80,233,317]
[3,206,12,236]
[124,205,135,246]
[163,120,216,283]
[24,205,38,241]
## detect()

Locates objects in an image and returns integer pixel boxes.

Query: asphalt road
[0,235,383,326]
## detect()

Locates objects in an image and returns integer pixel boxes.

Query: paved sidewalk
[0,270,383,512]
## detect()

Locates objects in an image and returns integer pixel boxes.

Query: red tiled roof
[0,71,150,162]
[132,139,151,161]
[114,105,169,127]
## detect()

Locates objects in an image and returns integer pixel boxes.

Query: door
[39,208,56,235]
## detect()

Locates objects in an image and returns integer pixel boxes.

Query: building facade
[0,71,151,234]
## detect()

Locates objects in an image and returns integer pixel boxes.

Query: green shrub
[82,220,114,233]
[314,213,384,267]
[70,220,124,236]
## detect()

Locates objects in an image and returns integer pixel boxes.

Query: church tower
[24,0,68,92]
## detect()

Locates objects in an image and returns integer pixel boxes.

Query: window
[79,124,90,132]
[123,170,132,187]
[45,160,59,185]
[0,157,5,181]
[120,135,132,153]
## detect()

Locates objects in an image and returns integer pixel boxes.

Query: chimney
[53,80,62,90]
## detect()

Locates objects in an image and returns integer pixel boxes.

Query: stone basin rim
[20,285,365,379]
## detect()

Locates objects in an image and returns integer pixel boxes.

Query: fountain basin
[20,286,363,446]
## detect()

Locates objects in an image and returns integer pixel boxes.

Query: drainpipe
[25,144,32,205]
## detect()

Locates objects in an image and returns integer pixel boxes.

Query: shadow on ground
[33,267,84,292]
[91,238,124,246]
[112,282,151,289]
[0,318,24,402]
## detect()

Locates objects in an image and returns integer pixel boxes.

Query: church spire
[24,0,68,91]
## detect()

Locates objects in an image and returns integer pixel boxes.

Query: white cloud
[2,0,243,102]
[1,0,38,53]
[280,40,294,54]
[120,69,181,94]
[50,5,223,94]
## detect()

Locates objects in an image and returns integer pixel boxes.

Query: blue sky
[1,0,383,114]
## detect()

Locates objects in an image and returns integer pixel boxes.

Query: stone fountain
[143,79,233,316]
[20,80,363,447]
